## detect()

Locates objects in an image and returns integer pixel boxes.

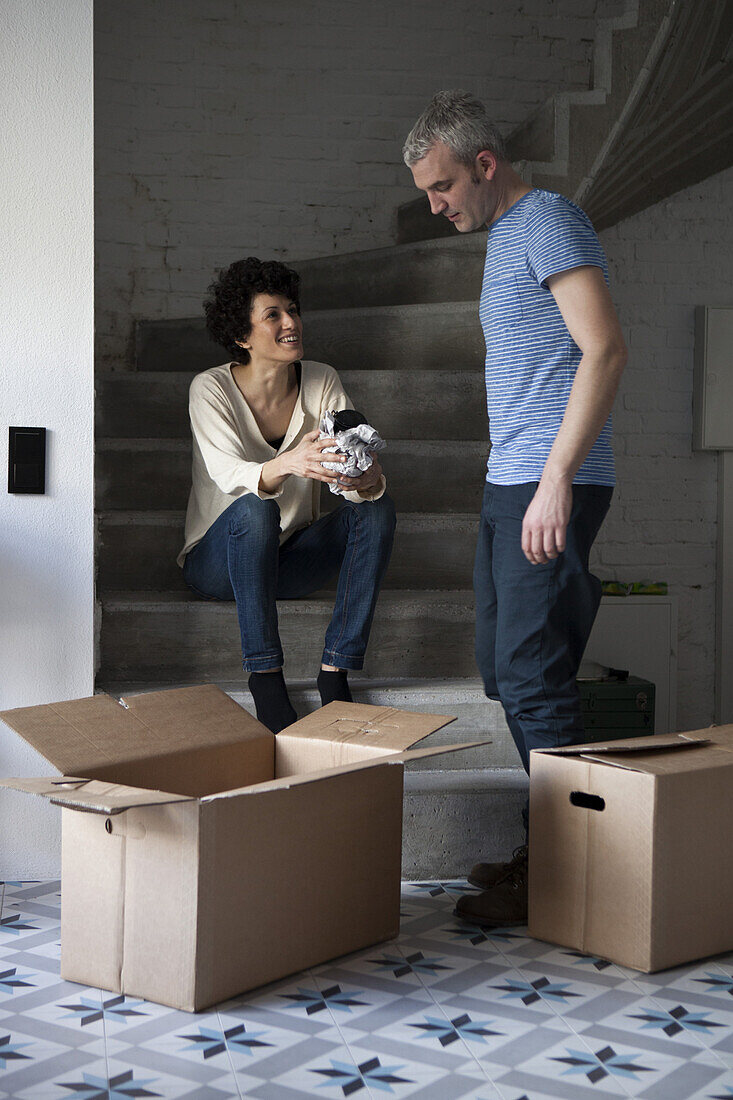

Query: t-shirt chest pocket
[483,275,523,330]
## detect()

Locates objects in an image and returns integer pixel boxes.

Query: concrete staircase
[95,231,528,875]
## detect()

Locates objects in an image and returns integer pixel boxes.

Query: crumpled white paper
[318,410,386,495]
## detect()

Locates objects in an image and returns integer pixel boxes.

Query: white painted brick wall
[595,165,733,729]
[95,0,612,367]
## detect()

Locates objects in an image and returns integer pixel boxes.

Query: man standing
[403,91,627,927]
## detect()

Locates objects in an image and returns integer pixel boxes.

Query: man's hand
[521,476,572,564]
[337,456,383,496]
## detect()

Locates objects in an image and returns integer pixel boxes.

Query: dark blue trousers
[474,481,612,776]
[183,493,396,672]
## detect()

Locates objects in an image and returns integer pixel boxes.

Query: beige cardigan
[178,360,385,565]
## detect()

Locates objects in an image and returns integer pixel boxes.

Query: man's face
[410,142,496,232]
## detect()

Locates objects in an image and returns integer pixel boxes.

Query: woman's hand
[284,430,347,484]
[337,456,383,496]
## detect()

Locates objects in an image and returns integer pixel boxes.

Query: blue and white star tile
[324,948,458,992]
[619,960,733,999]
[503,952,633,997]
[0,1038,110,1100]
[1,986,147,1040]
[98,1047,241,1098]
[693,971,733,1001]
[307,974,434,1034]
[613,997,730,1052]
[225,972,369,1029]
[470,1020,579,1081]
[336,1013,498,1078]
[428,995,546,1054]
[452,965,583,1016]
[271,1041,474,1098]
[499,941,629,988]
[275,980,380,1020]
[426,920,528,953]
[116,1007,278,1072]
[637,971,733,1031]
[504,1036,661,1096]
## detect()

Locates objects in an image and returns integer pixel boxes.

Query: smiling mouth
[279,335,301,344]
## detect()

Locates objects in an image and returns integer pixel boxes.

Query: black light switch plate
[8,427,46,493]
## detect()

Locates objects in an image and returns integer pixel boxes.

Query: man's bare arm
[521,265,627,565]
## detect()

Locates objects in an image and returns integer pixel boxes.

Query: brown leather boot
[467,844,528,890]
[456,848,528,927]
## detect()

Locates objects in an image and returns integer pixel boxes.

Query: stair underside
[397,0,733,240]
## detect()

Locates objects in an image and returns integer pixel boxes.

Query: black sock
[248,671,297,733]
[317,669,353,707]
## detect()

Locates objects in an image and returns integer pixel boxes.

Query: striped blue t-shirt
[479,188,615,486]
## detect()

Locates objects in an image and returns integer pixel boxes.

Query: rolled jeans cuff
[243,650,284,673]
[321,649,364,671]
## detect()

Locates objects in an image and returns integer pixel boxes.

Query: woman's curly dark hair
[204,257,301,364]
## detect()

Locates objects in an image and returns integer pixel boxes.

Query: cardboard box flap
[534,733,732,775]
[0,685,272,776]
[374,740,488,766]
[0,694,155,774]
[0,775,194,815]
[683,723,733,751]
[202,740,488,801]
[276,701,456,751]
[536,733,709,758]
[121,684,272,753]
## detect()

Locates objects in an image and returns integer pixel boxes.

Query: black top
[266,362,301,450]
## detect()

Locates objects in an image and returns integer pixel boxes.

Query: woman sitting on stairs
[177,256,396,732]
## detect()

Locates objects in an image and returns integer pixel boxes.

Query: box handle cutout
[570,791,606,812]
[105,818,113,833]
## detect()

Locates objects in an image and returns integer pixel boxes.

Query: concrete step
[403,768,527,878]
[96,367,487,440]
[95,439,488,513]
[294,234,486,311]
[97,511,479,593]
[134,302,484,374]
[97,589,479,683]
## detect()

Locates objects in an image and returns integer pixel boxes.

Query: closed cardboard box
[0,684,478,1011]
[528,728,733,971]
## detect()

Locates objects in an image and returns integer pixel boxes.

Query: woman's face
[240,293,303,366]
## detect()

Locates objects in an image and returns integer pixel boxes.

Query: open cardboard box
[0,684,483,1011]
[528,727,733,972]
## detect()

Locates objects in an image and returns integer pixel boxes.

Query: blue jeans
[183,493,396,672]
[474,481,612,776]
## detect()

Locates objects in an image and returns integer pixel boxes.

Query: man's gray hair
[403,90,506,168]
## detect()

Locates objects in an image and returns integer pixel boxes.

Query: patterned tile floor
[1,881,733,1099]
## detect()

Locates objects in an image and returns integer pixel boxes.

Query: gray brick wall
[596,164,733,729]
[95,0,611,367]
